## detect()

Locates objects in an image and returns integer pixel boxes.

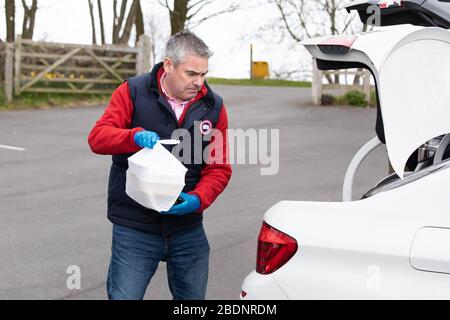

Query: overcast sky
[0,0,317,79]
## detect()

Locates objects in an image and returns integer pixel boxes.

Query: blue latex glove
[134,130,160,149]
[161,192,201,215]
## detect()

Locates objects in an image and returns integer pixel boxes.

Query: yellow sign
[252,61,269,79]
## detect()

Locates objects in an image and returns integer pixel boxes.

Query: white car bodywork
[241,25,450,299]
[245,164,450,299]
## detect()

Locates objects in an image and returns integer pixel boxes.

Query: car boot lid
[301,25,450,178]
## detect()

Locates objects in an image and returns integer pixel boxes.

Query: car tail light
[318,35,357,54]
[256,222,298,274]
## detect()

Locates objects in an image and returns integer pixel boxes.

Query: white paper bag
[126,140,187,212]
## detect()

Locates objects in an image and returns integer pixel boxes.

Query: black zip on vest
[107,62,224,237]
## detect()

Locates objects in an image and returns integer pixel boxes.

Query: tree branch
[157,0,171,11]
[21,0,38,40]
[274,0,302,43]
[118,0,138,45]
[187,0,209,11]
[97,0,105,45]
[296,0,312,38]
[118,0,128,27]
[186,0,213,20]
[88,0,97,44]
[187,4,239,29]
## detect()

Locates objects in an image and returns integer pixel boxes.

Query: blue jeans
[107,223,210,300]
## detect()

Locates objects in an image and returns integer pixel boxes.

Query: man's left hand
[161,192,200,215]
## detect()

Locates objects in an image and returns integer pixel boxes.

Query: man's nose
[193,76,204,87]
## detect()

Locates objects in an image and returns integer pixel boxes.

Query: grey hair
[164,30,213,66]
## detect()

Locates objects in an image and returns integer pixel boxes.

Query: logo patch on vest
[199,120,212,135]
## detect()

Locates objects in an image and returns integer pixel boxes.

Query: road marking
[0,144,26,151]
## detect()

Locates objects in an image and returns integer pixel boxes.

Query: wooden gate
[3,35,151,101]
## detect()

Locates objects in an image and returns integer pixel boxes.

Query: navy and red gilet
[88,63,232,236]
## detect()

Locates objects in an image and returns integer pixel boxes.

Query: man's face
[163,55,209,101]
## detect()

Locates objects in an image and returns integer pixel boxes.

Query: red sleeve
[88,82,145,155]
[188,105,232,212]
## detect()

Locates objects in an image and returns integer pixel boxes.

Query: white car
[241,0,450,299]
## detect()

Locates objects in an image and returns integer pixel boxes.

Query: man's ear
[163,57,173,73]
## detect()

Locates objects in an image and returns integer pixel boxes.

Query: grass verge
[0,77,311,111]
[322,90,377,108]
[207,77,311,88]
[0,89,109,111]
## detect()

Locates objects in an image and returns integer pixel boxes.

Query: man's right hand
[134,131,160,149]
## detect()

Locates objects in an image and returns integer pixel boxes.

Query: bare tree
[273,0,356,42]
[112,0,143,45]
[273,0,358,83]
[113,0,127,44]
[5,0,39,42]
[158,0,240,35]
[117,0,138,45]
[97,0,106,45]
[87,0,107,45]
[273,0,312,42]
[21,0,38,40]
[5,0,15,42]
[134,0,145,45]
[88,0,98,44]
[169,0,188,35]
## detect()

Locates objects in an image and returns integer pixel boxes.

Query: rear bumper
[240,271,288,300]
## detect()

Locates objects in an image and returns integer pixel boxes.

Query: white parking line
[0,144,26,151]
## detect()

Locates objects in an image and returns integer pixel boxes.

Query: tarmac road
[0,85,388,299]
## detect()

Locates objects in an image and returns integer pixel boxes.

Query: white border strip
[0,144,26,151]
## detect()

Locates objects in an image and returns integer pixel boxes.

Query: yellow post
[250,43,253,80]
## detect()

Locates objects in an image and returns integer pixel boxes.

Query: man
[88,31,232,300]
